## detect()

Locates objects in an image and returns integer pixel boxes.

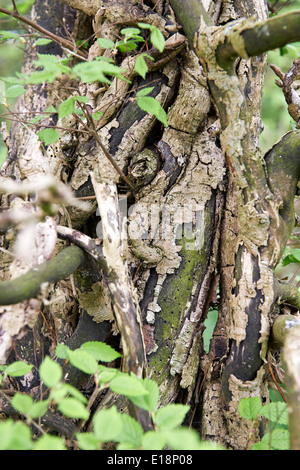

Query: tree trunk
[1,0,300,450]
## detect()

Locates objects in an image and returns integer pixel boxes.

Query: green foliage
[0,22,168,160]
[0,340,221,450]
[238,396,290,450]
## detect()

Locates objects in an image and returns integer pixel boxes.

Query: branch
[216,11,300,67]
[169,0,211,48]
[91,170,152,431]
[0,6,87,59]
[0,245,86,306]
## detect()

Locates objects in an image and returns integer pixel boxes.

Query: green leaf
[93,406,124,442]
[2,421,33,450]
[5,84,26,99]
[120,27,141,37]
[238,396,262,421]
[80,341,121,362]
[117,39,140,53]
[116,413,144,447]
[150,27,165,52]
[55,343,70,359]
[136,86,155,97]
[259,428,290,450]
[137,23,165,52]
[137,96,168,126]
[28,400,49,419]
[154,404,189,431]
[259,402,289,426]
[38,128,60,145]
[141,430,166,450]
[39,356,63,388]
[282,248,300,266]
[34,38,53,46]
[97,365,120,384]
[127,377,159,412]
[68,349,98,375]
[5,361,33,377]
[73,60,127,84]
[34,434,66,450]
[58,397,90,420]
[11,393,33,415]
[0,30,20,40]
[163,427,204,451]
[58,97,75,119]
[134,54,149,79]
[76,433,100,450]
[97,38,115,49]
[109,373,149,397]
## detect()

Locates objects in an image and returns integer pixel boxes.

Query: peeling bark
[1,0,300,449]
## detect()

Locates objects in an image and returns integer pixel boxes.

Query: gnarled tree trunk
[1,0,300,449]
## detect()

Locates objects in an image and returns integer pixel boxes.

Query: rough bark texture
[1,0,300,449]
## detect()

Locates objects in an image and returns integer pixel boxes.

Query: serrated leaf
[150,27,165,52]
[58,397,90,420]
[259,428,290,450]
[80,341,121,362]
[137,96,168,126]
[93,406,124,442]
[97,365,119,384]
[134,54,149,79]
[58,96,75,119]
[109,374,149,397]
[73,60,127,84]
[38,128,60,145]
[116,413,144,446]
[154,404,189,430]
[259,402,288,426]
[238,397,261,421]
[39,356,62,388]
[68,349,98,375]
[5,361,33,377]
[127,377,159,412]
[137,23,165,52]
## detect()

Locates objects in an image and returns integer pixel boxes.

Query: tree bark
[1,0,300,449]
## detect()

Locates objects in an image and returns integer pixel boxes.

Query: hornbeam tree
[1,0,300,450]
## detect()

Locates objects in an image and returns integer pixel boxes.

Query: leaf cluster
[238,396,289,450]
[0,341,222,450]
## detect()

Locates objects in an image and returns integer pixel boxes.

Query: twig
[0,6,87,59]
[267,356,287,403]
